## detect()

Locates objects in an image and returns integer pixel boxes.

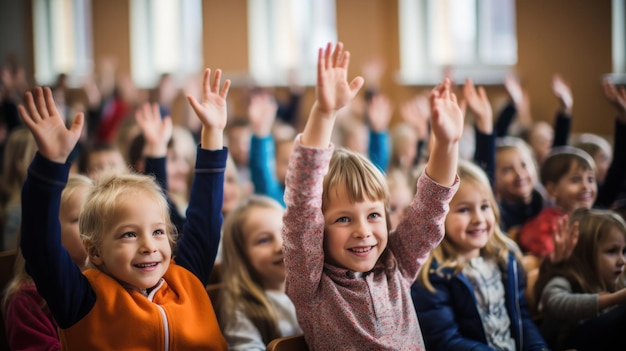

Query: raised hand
[463,78,492,134]
[18,87,84,164]
[603,78,626,123]
[367,93,393,133]
[400,92,431,140]
[248,91,278,137]
[135,103,173,157]
[552,74,573,114]
[549,214,579,264]
[429,78,464,144]
[316,42,364,114]
[187,68,231,150]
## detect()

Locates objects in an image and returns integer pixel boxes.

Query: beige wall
[80,0,615,135]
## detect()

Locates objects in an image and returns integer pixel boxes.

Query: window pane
[32,0,93,86]
[248,0,336,86]
[130,0,203,88]
[479,0,516,65]
[427,0,476,65]
[399,0,516,84]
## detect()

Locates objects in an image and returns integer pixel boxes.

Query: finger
[18,105,34,127]
[43,87,60,119]
[34,87,49,119]
[24,91,41,122]
[220,79,231,99]
[348,76,365,96]
[339,49,350,70]
[212,69,222,94]
[317,47,325,76]
[187,95,204,120]
[478,86,488,102]
[69,112,85,135]
[151,103,161,121]
[323,42,332,69]
[332,42,343,67]
[450,92,458,105]
[202,68,212,101]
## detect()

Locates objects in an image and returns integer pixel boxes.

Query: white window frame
[607,0,626,83]
[247,0,337,86]
[130,0,203,88]
[32,0,93,86]
[398,0,517,85]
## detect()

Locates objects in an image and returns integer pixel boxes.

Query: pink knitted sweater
[282,137,458,351]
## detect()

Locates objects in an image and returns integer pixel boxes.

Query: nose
[275,233,284,251]
[352,220,373,239]
[470,209,485,223]
[139,235,158,254]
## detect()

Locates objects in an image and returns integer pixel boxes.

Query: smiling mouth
[135,262,158,268]
[348,246,376,254]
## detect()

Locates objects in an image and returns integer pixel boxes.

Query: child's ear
[86,240,103,265]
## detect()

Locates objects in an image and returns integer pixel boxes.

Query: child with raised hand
[282,42,461,350]
[533,208,626,351]
[218,195,301,350]
[247,90,286,206]
[3,174,93,351]
[411,159,549,351]
[18,68,230,350]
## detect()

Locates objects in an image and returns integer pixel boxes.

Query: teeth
[351,247,372,253]
[136,263,157,268]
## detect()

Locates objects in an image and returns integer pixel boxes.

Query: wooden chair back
[266,334,308,351]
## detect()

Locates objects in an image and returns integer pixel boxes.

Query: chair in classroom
[266,334,308,351]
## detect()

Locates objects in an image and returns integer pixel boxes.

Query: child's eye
[368,213,382,220]
[481,204,491,211]
[153,229,165,236]
[456,207,469,213]
[257,237,271,245]
[121,232,136,238]
[335,217,350,223]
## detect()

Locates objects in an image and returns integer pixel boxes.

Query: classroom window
[32,0,93,86]
[130,0,203,88]
[613,0,626,75]
[247,0,337,86]
[398,0,517,85]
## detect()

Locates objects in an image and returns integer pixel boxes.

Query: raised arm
[464,78,495,187]
[176,68,230,284]
[426,79,464,186]
[366,93,392,171]
[18,87,94,328]
[301,42,364,148]
[19,87,84,163]
[187,68,231,151]
[248,91,285,205]
[552,74,573,147]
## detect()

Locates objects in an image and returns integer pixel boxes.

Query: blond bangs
[322,148,389,212]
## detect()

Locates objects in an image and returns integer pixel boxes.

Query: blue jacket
[411,252,549,351]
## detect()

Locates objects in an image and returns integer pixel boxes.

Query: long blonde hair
[417,159,523,292]
[219,195,284,344]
